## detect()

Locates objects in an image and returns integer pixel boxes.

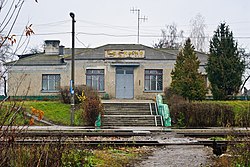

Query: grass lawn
[199,100,250,126]
[0,101,84,126]
[213,101,250,126]
[23,101,84,126]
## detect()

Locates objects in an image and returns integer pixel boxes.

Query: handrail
[154,116,158,126]
[156,94,171,127]
[149,103,153,115]
[155,102,159,115]
[95,113,101,127]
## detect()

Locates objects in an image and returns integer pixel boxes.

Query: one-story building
[6,40,208,99]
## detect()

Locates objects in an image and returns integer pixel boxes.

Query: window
[144,69,163,91]
[86,69,104,91]
[42,74,60,92]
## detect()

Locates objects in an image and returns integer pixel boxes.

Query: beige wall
[8,65,69,96]
[80,59,175,100]
[8,59,207,99]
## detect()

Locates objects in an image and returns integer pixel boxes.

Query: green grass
[0,101,84,126]
[1,145,147,167]
[209,101,250,112]
[202,100,250,126]
[219,101,250,127]
[23,101,84,126]
[0,101,29,125]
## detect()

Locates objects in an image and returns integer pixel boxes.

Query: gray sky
[13,0,250,50]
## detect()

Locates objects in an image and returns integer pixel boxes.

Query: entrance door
[116,67,134,99]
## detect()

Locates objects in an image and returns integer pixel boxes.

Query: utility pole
[69,12,75,126]
[130,7,147,44]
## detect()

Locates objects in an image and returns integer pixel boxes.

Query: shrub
[72,86,104,126]
[83,97,103,126]
[164,88,236,127]
[60,85,87,104]
[169,102,235,127]
[230,139,250,166]
[60,85,104,126]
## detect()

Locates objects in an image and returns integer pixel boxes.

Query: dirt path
[134,145,214,167]
[128,132,215,167]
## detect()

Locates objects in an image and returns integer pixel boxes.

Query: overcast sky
[12,0,250,51]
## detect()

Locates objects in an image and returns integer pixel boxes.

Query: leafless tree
[153,23,184,49]
[189,13,207,52]
[0,0,36,97]
[240,48,250,92]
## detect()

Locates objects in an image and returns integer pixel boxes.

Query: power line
[14,32,71,36]
[75,35,88,48]
[11,30,250,40]
[32,20,70,27]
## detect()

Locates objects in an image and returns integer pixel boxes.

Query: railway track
[3,131,151,137]
[177,131,250,137]
[1,139,248,149]
[0,139,250,155]
[1,128,249,155]
[1,128,249,138]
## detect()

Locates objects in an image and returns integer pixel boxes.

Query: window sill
[97,91,106,93]
[41,90,60,93]
[144,90,163,93]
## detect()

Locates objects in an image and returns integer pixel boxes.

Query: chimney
[44,40,60,55]
[59,45,65,56]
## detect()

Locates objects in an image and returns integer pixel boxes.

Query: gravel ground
[17,131,216,166]
[61,132,216,166]
[128,132,215,167]
[134,145,214,167]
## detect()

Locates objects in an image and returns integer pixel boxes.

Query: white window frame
[144,69,163,92]
[86,69,105,91]
[42,74,60,92]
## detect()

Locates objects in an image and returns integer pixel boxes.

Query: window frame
[41,74,60,93]
[144,69,163,92]
[86,69,105,92]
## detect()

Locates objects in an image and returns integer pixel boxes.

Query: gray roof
[64,44,177,60]
[6,44,208,66]
[159,49,208,66]
[6,53,66,66]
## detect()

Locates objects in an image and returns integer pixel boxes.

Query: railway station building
[6,40,208,99]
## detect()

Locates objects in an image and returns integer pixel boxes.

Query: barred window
[42,74,60,92]
[86,69,104,91]
[144,69,163,91]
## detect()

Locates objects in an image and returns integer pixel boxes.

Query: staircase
[102,101,163,127]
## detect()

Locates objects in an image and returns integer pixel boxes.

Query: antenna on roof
[130,7,148,44]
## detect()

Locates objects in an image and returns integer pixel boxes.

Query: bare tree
[0,0,36,96]
[240,48,250,92]
[189,13,207,52]
[153,23,184,49]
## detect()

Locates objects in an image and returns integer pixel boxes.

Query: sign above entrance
[105,50,145,58]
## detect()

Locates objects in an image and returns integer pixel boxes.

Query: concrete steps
[103,115,162,126]
[102,102,163,127]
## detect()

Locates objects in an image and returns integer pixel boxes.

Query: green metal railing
[95,113,101,128]
[156,94,171,127]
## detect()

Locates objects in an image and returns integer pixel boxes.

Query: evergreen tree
[171,38,207,101]
[206,23,245,100]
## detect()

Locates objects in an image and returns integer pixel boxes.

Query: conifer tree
[171,38,207,101]
[206,23,245,100]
